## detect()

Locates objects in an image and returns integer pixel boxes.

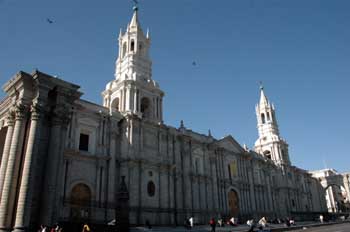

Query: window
[147,181,155,197]
[228,164,232,181]
[130,40,135,51]
[267,112,271,121]
[261,113,266,124]
[79,133,89,151]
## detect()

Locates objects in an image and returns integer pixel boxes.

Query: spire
[146,28,150,39]
[129,6,140,30]
[119,28,123,39]
[259,84,269,107]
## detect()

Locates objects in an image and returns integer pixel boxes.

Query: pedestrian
[247,219,255,232]
[319,214,324,223]
[38,225,48,232]
[209,218,216,232]
[218,218,223,227]
[189,216,194,229]
[229,216,236,226]
[82,223,91,232]
[258,216,267,228]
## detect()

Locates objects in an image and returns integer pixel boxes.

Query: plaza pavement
[130,220,350,232]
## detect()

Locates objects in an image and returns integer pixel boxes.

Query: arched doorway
[70,183,92,221]
[228,189,239,217]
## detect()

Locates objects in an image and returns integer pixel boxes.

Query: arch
[130,40,135,52]
[141,97,152,119]
[261,113,266,124]
[70,183,92,220]
[122,42,127,57]
[111,97,120,112]
[228,188,239,217]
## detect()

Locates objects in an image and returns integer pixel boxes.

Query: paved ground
[292,222,350,232]
[130,221,350,232]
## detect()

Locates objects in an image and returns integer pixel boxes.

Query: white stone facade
[0,7,331,231]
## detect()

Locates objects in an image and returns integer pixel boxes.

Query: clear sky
[1,0,349,172]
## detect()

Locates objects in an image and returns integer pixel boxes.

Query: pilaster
[0,113,15,201]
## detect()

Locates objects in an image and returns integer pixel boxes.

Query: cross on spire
[132,0,139,11]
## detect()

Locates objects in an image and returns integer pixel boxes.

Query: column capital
[30,101,44,121]
[14,103,28,120]
[6,111,15,126]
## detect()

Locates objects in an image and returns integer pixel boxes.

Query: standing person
[189,216,194,229]
[218,218,223,227]
[209,218,216,232]
[319,214,324,223]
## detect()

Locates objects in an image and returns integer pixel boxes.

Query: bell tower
[102,6,164,123]
[254,85,291,166]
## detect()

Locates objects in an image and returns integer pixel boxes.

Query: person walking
[209,218,216,232]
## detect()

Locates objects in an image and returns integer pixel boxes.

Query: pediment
[216,135,244,153]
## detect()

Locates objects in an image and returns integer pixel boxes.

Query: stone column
[40,107,67,225]
[13,103,42,232]
[0,104,27,232]
[0,113,15,201]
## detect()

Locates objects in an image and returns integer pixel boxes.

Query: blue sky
[1,0,349,172]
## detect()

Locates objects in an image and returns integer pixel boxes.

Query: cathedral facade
[0,7,327,231]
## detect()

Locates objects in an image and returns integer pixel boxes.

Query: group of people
[38,224,63,232]
[38,223,91,232]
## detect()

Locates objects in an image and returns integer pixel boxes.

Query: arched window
[141,97,151,119]
[267,112,271,121]
[130,40,135,52]
[122,43,127,57]
[261,113,266,124]
[263,150,272,159]
[111,98,119,111]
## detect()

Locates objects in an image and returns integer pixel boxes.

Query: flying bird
[46,18,54,24]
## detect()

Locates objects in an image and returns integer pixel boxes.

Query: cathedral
[0,6,329,231]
